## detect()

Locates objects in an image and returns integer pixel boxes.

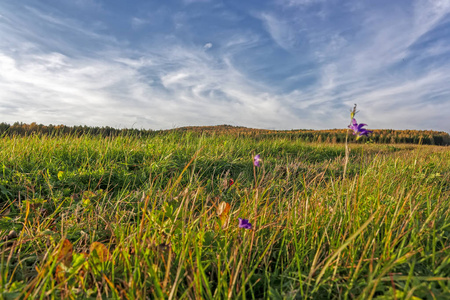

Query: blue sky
[1,0,450,131]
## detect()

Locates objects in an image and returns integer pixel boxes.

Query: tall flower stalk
[343,104,372,180]
[343,104,358,180]
[253,154,262,188]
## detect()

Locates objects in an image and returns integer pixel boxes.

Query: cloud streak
[0,0,449,132]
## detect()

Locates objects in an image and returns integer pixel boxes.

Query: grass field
[0,133,449,299]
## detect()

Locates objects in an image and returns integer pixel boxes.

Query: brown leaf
[57,239,73,267]
[217,201,231,229]
[55,265,66,283]
[55,239,73,283]
[217,201,231,217]
[90,242,111,262]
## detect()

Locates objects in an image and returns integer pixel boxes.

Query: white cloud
[131,17,149,29]
[0,8,298,130]
[276,0,325,7]
[256,0,450,130]
[257,13,299,51]
[414,0,450,35]
[0,0,450,132]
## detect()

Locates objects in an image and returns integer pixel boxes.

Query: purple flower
[253,154,262,167]
[238,218,252,229]
[348,118,372,139]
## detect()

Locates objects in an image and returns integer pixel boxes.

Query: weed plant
[0,132,449,299]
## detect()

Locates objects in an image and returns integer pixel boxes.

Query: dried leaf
[217,201,231,217]
[57,239,73,267]
[55,239,73,283]
[90,242,111,263]
[55,265,66,283]
[217,201,231,229]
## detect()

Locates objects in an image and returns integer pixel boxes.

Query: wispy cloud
[203,42,213,50]
[261,0,450,130]
[256,12,301,52]
[276,0,325,7]
[0,2,296,129]
[0,0,449,131]
[131,17,149,29]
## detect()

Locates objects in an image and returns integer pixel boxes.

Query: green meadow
[1,133,449,299]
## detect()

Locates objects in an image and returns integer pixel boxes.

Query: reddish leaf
[55,239,73,283]
[90,242,111,262]
[217,201,231,229]
[217,201,231,217]
[57,239,73,267]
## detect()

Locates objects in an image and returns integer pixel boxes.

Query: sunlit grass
[0,133,449,299]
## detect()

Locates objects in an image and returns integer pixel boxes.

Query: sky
[1,0,450,131]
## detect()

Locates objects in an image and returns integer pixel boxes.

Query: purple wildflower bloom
[348,118,372,139]
[254,154,262,167]
[238,218,252,229]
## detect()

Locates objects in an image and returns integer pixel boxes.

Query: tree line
[1,122,448,145]
[0,122,153,138]
[170,125,450,145]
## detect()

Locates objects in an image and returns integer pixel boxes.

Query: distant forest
[1,122,449,145]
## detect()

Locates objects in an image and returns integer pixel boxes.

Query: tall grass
[0,133,449,299]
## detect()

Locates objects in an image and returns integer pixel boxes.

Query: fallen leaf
[217,201,231,217]
[55,239,73,283]
[90,242,111,263]
[57,239,73,267]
